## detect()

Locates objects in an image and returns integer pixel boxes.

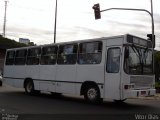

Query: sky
[0,0,160,49]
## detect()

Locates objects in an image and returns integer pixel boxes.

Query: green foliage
[155,81,160,89]
[0,35,26,48]
[154,51,160,81]
[28,42,36,46]
[155,51,160,62]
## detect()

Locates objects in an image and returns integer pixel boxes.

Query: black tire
[0,81,2,86]
[24,80,35,95]
[84,85,101,104]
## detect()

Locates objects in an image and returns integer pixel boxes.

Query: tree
[28,42,36,46]
[0,35,26,48]
[154,50,160,81]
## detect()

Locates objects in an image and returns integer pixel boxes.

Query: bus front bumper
[123,89,156,98]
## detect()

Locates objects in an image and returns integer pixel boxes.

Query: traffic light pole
[97,5,155,73]
[54,0,58,44]
[100,7,154,46]
[150,0,154,47]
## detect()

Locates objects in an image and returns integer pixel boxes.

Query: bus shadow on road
[0,90,153,112]
[18,91,154,111]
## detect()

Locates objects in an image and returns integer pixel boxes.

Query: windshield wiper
[131,45,144,74]
[131,45,142,62]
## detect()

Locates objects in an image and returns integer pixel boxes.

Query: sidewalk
[138,93,160,100]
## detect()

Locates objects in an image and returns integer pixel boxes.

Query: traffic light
[92,3,101,20]
[147,34,155,48]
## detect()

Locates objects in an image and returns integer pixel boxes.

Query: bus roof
[6,34,147,51]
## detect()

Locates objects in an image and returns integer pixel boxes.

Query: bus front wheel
[84,85,101,104]
[24,80,35,95]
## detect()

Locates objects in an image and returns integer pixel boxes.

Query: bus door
[105,47,122,100]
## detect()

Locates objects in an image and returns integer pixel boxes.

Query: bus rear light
[124,84,134,90]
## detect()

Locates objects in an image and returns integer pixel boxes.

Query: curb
[137,93,160,100]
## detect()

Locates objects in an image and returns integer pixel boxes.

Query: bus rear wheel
[24,80,35,95]
[84,85,101,104]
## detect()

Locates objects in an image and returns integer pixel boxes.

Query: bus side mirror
[125,48,129,59]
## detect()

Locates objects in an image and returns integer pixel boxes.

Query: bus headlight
[124,84,135,90]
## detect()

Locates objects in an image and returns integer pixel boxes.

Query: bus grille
[130,76,154,89]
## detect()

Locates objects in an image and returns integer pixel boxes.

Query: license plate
[141,91,146,95]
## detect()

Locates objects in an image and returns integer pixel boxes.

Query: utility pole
[3,1,8,37]
[54,0,58,43]
[150,0,155,47]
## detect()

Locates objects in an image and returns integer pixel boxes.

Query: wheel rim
[26,82,33,93]
[87,88,97,100]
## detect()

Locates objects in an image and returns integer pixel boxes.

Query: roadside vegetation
[0,35,27,48]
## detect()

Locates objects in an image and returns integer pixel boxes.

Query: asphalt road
[0,84,160,120]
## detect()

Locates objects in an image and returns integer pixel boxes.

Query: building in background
[19,38,30,45]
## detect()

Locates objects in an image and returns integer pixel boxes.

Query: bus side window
[15,49,27,65]
[26,48,41,65]
[5,51,15,65]
[78,42,102,64]
[41,46,58,65]
[57,44,77,64]
[106,48,120,73]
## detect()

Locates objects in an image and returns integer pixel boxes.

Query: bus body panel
[4,66,26,87]
[56,65,77,94]
[76,64,104,83]
[39,65,56,92]
[25,66,40,79]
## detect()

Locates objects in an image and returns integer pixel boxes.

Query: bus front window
[124,46,153,75]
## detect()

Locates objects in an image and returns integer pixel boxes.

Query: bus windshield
[124,45,153,75]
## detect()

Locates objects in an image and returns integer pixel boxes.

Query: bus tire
[84,85,101,104]
[24,80,35,95]
[0,81,2,86]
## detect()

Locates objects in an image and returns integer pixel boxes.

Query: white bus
[3,34,155,103]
